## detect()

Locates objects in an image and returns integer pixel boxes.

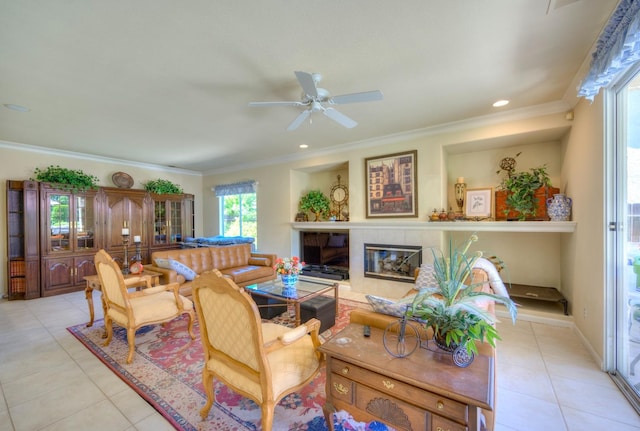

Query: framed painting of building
[365,150,418,218]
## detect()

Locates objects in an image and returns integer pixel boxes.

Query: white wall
[562,95,606,363]
[203,111,574,300]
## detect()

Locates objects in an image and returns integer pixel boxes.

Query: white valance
[213,180,257,197]
[578,0,640,101]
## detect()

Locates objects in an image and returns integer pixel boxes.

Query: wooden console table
[319,323,494,431]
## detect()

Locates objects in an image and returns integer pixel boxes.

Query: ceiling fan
[248,71,383,131]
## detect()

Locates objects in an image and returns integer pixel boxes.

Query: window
[214,181,257,246]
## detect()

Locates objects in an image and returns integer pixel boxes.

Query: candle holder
[454,182,467,215]
[122,234,130,274]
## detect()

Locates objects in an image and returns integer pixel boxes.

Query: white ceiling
[0,0,618,173]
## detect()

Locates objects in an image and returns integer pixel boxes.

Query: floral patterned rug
[67,298,394,430]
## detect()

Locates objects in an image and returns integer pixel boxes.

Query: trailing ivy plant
[143,179,184,194]
[32,165,99,192]
[498,165,551,220]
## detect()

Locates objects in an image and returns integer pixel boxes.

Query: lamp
[454,177,466,216]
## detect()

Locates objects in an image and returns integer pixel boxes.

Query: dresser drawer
[331,358,468,423]
[432,415,468,431]
[328,372,354,405]
[356,383,428,431]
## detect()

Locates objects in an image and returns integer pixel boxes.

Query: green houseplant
[143,179,183,194]
[299,190,331,221]
[32,165,99,192]
[497,164,552,221]
[407,234,518,356]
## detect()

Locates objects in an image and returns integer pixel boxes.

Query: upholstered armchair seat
[95,249,196,364]
[192,270,323,431]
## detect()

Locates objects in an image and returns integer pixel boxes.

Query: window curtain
[213,180,256,197]
[578,0,640,101]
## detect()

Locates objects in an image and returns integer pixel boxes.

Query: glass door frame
[606,62,640,413]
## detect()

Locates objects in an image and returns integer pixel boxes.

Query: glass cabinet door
[153,201,168,245]
[48,193,71,252]
[74,195,96,250]
[169,200,182,243]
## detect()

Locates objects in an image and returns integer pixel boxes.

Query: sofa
[145,243,276,297]
[302,232,349,266]
[350,261,505,431]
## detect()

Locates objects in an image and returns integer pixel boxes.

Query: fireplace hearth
[364,243,422,283]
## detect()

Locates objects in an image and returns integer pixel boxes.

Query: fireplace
[364,243,422,283]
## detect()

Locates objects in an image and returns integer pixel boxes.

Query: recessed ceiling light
[492,100,509,108]
[3,104,30,112]
[299,144,309,149]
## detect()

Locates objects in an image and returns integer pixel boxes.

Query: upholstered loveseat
[350,259,508,431]
[145,243,276,297]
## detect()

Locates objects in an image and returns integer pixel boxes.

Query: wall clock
[330,175,349,220]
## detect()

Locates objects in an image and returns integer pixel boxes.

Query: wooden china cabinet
[5,180,195,298]
[39,182,101,296]
[150,193,194,251]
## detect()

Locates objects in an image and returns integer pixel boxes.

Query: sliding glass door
[611,65,640,412]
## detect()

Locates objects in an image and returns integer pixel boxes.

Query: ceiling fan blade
[323,108,357,128]
[248,101,306,107]
[294,71,318,99]
[330,90,383,104]
[287,109,311,131]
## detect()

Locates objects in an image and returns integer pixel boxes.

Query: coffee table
[83,270,162,327]
[244,277,339,327]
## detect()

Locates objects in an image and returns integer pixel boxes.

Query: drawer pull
[341,367,349,375]
[382,380,395,389]
[333,383,349,395]
[436,401,445,410]
[436,427,450,431]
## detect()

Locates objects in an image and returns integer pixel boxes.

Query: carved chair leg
[200,369,215,419]
[126,327,136,364]
[186,310,196,340]
[261,401,275,431]
[102,317,113,347]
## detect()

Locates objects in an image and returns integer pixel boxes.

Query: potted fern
[299,190,331,221]
[407,234,518,363]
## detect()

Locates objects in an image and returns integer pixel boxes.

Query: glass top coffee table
[245,277,339,327]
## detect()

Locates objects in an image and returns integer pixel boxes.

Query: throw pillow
[327,235,346,248]
[168,259,197,281]
[365,294,414,318]
[415,263,437,289]
[154,258,171,269]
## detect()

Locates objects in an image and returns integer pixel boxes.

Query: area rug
[67,298,392,431]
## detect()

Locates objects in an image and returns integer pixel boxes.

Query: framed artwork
[465,188,493,219]
[364,150,418,218]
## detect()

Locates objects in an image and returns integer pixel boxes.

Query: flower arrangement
[273,257,305,275]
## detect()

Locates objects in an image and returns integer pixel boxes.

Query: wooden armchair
[191,270,323,431]
[94,249,195,364]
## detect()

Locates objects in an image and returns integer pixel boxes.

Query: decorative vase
[546,193,572,221]
[281,273,299,288]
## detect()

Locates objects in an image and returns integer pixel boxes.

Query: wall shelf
[291,220,576,233]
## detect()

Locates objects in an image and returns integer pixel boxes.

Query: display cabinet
[6,180,195,298]
[150,193,194,250]
[5,180,40,299]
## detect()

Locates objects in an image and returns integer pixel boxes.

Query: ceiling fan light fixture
[493,99,509,107]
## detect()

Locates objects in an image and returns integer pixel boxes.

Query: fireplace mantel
[291,220,576,233]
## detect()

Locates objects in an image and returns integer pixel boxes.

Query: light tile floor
[0,289,639,431]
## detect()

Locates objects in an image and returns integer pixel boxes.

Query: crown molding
[0,139,202,176]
